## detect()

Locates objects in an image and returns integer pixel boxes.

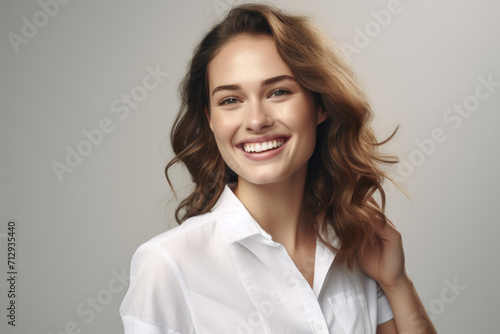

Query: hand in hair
[359,199,437,334]
[358,198,406,291]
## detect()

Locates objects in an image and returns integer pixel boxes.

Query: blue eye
[270,89,291,98]
[220,97,238,105]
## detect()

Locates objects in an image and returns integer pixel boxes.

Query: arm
[376,273,435,334]
[360,200,437,334]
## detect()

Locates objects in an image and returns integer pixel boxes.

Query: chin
[238,170,290,186]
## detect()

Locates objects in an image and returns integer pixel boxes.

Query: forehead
[207,35,293,89]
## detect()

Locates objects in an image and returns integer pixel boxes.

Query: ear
[316,106,328,125]
[205,106,213,131]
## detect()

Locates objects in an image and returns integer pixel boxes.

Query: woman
[120,4,436,333]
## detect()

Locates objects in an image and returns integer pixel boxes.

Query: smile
[242,138,286,153]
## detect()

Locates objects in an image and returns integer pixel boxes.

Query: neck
[233,166,312,252]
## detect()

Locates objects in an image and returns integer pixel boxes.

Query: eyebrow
[211,75,296,96]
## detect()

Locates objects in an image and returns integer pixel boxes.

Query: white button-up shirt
[120,185,393,333]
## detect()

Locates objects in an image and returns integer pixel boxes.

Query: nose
[245,100,273,131]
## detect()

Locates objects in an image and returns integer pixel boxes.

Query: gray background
[1,0,499,333]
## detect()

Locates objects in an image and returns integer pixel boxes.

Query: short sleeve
[376,283,394,325]
[120,243,196,334]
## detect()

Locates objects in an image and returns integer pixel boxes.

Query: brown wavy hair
[165,3,398,268]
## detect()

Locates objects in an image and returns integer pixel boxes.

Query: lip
[237,135,289,161]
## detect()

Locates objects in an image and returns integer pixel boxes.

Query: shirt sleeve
[376,283,394,325]
[120,243,196,334]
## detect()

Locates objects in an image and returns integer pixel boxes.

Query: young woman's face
[207,34,326,186]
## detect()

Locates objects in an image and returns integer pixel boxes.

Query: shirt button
[314,322,324,332]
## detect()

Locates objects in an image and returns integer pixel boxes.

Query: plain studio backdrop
[1,0,499,333]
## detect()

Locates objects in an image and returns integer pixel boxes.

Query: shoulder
[141,211,218,253]
[130,210,229,277]
[120,214,219,332]
[126,212,220,277]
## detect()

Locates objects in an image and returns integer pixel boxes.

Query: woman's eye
[220,97,238,105]
[270,89,291,98]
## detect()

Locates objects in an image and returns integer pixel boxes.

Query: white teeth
[243,139,285,153]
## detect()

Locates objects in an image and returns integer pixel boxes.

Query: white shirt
[120,185,393,334]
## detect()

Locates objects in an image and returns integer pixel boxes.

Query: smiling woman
[208,36,324,187]
[120,3,437,334]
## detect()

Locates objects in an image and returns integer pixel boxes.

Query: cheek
[292,103,320,154]
[286,101,318,135]
[210,116,242,173]
[210,114,238,146]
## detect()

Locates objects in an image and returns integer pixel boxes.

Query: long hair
[165,3,398,268]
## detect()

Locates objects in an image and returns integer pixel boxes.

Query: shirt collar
[213,185,274,245]
[213,184,340,250]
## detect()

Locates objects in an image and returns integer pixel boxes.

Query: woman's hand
[357,200,408,292]
[360,198,437,334]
